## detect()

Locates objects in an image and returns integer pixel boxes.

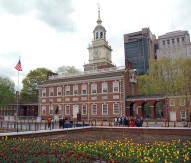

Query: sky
[0,0,191,90]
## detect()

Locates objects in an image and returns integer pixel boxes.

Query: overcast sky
[0,0,191,90]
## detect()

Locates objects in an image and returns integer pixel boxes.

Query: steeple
[84,4,115,71]
[97,3,102,25]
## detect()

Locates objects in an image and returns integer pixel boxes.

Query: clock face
[93,49,101,58]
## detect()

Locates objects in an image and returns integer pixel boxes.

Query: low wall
[1,126,191,140]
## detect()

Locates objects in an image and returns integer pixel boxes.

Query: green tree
[56,65,81,75]
[0,76,15,106]
[138,57,191,96]
[20,68,51,101]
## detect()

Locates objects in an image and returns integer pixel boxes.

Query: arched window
[100,32,103,39]
[96,32,99,39]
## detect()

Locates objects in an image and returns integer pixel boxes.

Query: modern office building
[124,28,156,75]
[156,30,191,59]
[38,7,138,121]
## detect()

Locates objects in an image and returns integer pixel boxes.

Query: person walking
[51,118,55,129]
[47,118,51,129]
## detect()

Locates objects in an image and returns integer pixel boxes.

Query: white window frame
[49,105,53,115]
[170,99,175,106]
[113,81,119,92]
[73,85,78,95]
[113,103,120,114]
[102,104,108,115]
[82,84,87,94]
[42,106,46,115]
[179,98,185,106]
[65,105,70,115]
[82,104,87,115]
[180,110,186,119]
[49,88,54,96]
[91,104,97,115]
[57,87,62,96]
[91,83,97,94]
[42,88,46,97]
[102,82,108,93]
[65,86,70,95]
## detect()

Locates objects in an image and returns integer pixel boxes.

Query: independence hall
[38,8,138,121]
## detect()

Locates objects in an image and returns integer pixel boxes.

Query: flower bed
[0,136,191,162]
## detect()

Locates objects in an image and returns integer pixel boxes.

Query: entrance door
[73,105,79,119]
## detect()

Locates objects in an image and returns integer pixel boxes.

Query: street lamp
[165,96,169,127]
[87,82,90,121]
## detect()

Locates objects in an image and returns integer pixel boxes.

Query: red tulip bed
[0,136,191,163]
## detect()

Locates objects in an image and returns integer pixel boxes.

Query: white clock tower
[84,5,115,71]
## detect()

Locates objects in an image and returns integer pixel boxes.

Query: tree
[138,57,191,96]
[0,76,15,106]
[56,66,81,75]
[20,68,51,101]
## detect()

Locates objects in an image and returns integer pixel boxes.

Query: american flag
[15,59,22,71]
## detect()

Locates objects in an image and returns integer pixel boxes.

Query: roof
[93,25,106,33]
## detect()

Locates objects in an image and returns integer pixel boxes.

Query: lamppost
[87,82,90,121]
[165,96,169,127]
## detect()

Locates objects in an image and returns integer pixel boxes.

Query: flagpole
[15,57,22,122]
[16,70,19,122]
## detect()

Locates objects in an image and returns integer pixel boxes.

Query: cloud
[35,0,75,32]
[0,0,75,32]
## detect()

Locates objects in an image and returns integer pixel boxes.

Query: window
[182,37,185,42]
[172,39,174,44]
[102,104,108,115]
[180,110,186,119]
[102,82,108,93]
[113,81,119,92]
[82,105,87,115]
[91,83,97,94]
[65,105,70,115]
[179,98,185,106]
[91,104,97,115]
[96,32,98,39]
[65,86,70,95]
[49,105,53,115]
[177,38,179,43]
[73,85,78,95]
[162,41,165,45]
[42,106,46,115]
[49,88,54,96]
[170,99,175,106]
[113,103,120,114]
[167,40,170,44]
[82,84,87,94]
[100,32,103,39]
[42,88,46,97]
[57,87,62,96]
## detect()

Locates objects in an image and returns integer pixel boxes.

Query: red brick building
[38,7,138,121]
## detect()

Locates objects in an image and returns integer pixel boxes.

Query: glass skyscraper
[124,28,156,75]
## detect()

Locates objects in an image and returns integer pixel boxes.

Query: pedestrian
[114,117,118,126]
[51,118,55,129]
[59,118,63,128]
[63,118,65,129]
[47,118,51,129]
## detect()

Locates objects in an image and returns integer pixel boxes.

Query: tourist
[51,118,55,129]
[59,118,63,128]
[47,118,51,129]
